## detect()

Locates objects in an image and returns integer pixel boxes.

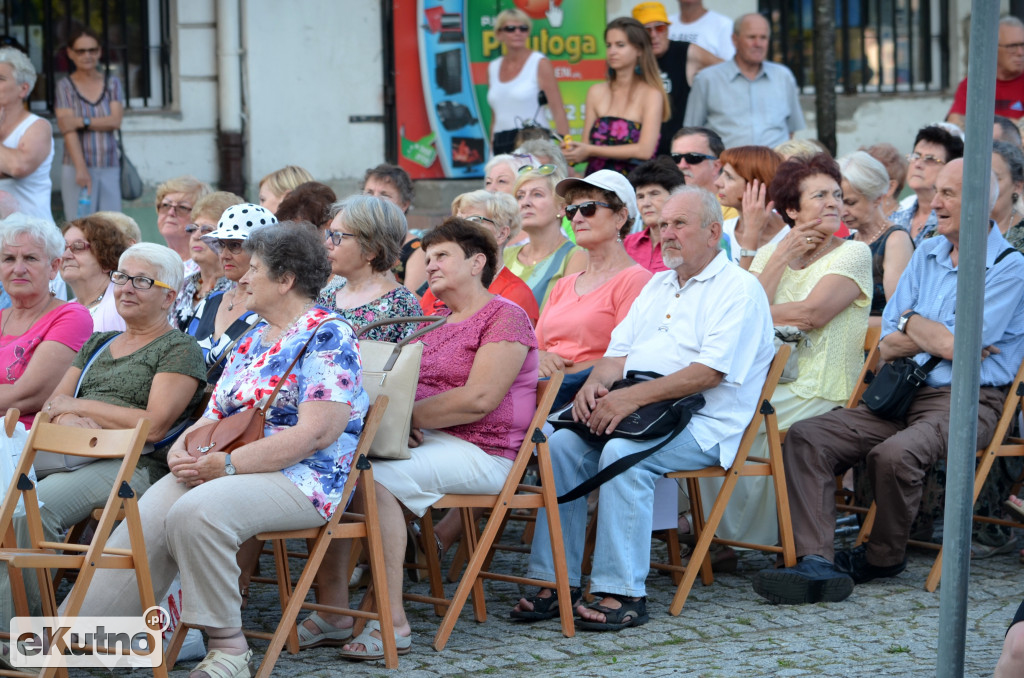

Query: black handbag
[547,370,705,503]
[861,355,942,420]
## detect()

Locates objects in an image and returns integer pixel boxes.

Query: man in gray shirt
[683,13,805,148]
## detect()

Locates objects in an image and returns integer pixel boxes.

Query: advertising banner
[393,0,607,179]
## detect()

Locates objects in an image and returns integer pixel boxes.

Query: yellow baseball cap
[632,1,670,25]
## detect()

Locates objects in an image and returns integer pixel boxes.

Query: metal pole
[936,2,999,676]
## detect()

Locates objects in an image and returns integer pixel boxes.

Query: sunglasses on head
[501,25,530,33]
[670,152,716,165]
[517,164,557,176]
[184,224,216,235]
[565,201,612,220]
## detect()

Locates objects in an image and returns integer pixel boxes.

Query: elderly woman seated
[75,223,368,678]
[60,213,132,332]
[0,242,206,633]
[295,218,538,660]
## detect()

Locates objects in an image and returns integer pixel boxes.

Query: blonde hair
[155,175,211,207]
[93,211,142,244]
[774,138,829,161]
[452,189,523,240]
[495,8,532,33]
[193,191,245,224]
[259,165,314,199]
[513,168,566,216]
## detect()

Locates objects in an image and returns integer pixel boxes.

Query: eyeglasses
[211,239,245,254]
[906,152,947,166]
[324,231,358,246]
[643,24,668,36]
[109,270,172,290]
[565,201,612,220]
[671,152,716,165]
[501,25,529,33]
[64,240,90,253]
[157,201,193,216]
[184,224,216,235]
[1000,42,1024,50]
[70,46,100,55]
[517,164,557,175]
[464,215,496,226]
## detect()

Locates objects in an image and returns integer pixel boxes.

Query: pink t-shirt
[414,296,538,460]
[0,303,94,426]
[536,265,652,365]
[623,229,669,273]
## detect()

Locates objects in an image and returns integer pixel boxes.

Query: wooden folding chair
[661,345,794,615]
[834,326,882,516]
[855,356,1024,592]
[164,397,394,674]
[401,371,574,651]
[0,413,155,678]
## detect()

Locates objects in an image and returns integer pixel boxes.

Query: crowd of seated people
[5,15,1024,674]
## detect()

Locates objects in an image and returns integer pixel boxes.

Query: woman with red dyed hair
[713,145,786,268]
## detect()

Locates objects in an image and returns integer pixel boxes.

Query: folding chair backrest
[729,343,790,466]
[846,326,882,409]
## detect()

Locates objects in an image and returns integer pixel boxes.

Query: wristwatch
[82,116,91,130]
[224,453,237,476]
[739,248,758,258]
[897,310,919,333]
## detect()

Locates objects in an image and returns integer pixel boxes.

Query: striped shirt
[55,75,123,168]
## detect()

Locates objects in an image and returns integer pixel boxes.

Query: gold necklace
[226,286,242,311]
[799,236,837,268]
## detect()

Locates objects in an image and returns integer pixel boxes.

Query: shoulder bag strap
[994,247,1022,266]
[74,335,119,397]
[206,315,263,380]
[355,316,447,371]
[258,317,340,414]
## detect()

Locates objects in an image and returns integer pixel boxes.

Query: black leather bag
[547,371,705,503]
[861,356,941,420]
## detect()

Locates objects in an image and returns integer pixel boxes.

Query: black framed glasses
[565,201,612,220]
[109,271,172,290]
[211,239,245,254]
[501,25,529,33]
[64,240,90,253]
[184,224,216,235]
[517,164,557,175]
[157,201,193,215]
[324,231,358,246]
[670,152,716,165]
[464,215,496,226]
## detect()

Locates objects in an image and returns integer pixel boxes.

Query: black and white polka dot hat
[201,203,278,242]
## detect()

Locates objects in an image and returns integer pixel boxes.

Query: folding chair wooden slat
[661,345,793,615]
[0,413,155,678]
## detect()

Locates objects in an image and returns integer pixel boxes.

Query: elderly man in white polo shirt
[510,186,774,631]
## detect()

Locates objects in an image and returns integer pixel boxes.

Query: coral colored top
[536,265,651,365]
[414,296,538,460]
[420,266,540,326]
[0,303,93,426]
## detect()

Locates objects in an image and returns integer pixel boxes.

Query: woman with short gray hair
[992,140,1024,252]
[0,47,55,222]
[318,195,420,341]
[838,150,913,323]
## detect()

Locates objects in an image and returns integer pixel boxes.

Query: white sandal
[337,620,412,661]
[189,648,254,678]
[297,612,354,648]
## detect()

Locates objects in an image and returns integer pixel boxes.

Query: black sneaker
[752,558,854,605]
[833,545,907,584]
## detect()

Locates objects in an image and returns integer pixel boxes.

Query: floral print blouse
[585,116,653,177]
[319,284,422,342]
[206,306,369,519]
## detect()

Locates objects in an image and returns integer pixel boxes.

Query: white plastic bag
[160,575,206,662]
[0,421,34,516]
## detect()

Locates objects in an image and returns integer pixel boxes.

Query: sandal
[970,538,1018,559]
[189,648,254,678]
[510,586,582,621]
[574,594,649,632]
[297,612,354,649]
[1006,495,1024,520]
[337,620,412,661]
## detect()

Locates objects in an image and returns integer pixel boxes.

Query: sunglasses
[324,231,358,246]
[184,224,216,235]
[565,201,612,220]
[109,270,172,290]
[501,25,530,33]
[643,24,668,35]
[64,240,90,252]
[906,152,946,166]
[464,215,496,226]
[211,239,245,254]
[517,164,557,176]
[670,152,716,165]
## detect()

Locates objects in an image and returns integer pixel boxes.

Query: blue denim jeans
[526,426,719,597]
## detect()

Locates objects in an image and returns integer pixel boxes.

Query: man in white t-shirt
[668,0,735,60]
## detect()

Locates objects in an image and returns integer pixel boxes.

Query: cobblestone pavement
[64,525,1019,678]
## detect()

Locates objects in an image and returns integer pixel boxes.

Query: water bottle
[76,187,91,218]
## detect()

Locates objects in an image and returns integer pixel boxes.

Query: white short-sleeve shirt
[606,250,774,467]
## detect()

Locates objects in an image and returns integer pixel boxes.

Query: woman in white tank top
[487,8,569,154]
[0,47,54,224]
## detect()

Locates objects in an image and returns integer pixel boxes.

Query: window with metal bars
[758,0,950,95]
[2,0,171,114]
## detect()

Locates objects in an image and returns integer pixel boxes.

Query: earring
[1014,192,1020,203]
[634,65,642,76]
[606,66,614,79]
